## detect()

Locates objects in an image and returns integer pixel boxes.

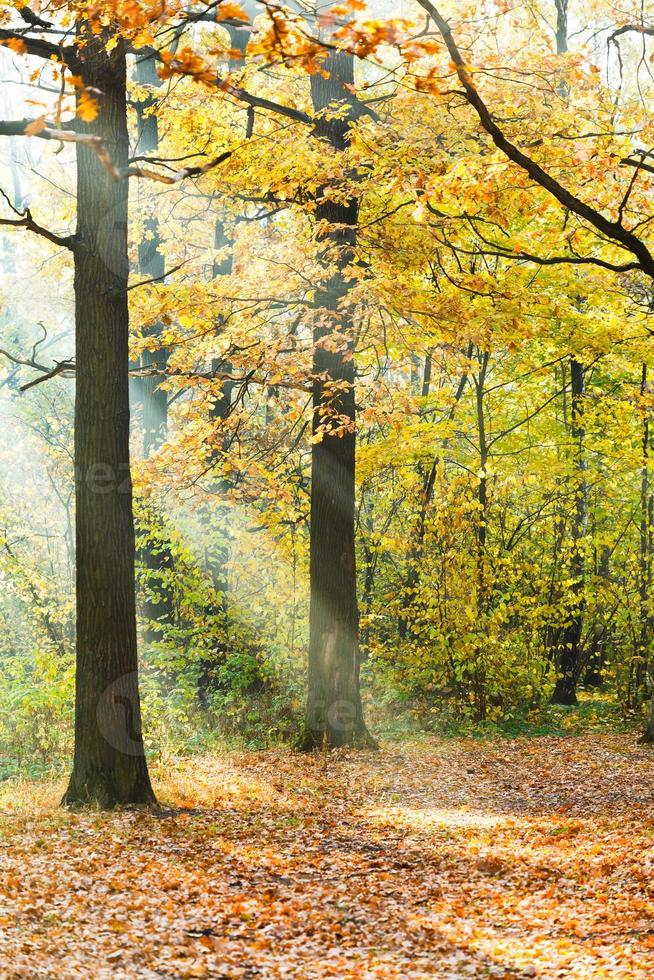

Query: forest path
[0,735,653,978]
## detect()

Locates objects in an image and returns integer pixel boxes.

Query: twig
[19,360,75,392]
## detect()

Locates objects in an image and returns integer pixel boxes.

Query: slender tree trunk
[135,54,168,457]
[63,32,155,807]
[196,14,252,703]
[301,51,374,749]
[197,218,236,705]
[550,0,586,705]
[635,364,653,697]
[398,352,434,641]
[554,0,569,58]
[132,53,175,643]
[640,363,654,741]
[473,349,490,721]
[584,542,609,688]
[399,348,470,640]
[552,357,587,705]
[398,459,438,641]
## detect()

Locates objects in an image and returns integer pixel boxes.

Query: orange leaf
[217,2,250,22]
[1,38,27,55]
[77,92,99,123]
[24,115,47,136]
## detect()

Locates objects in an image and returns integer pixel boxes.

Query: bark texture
[301,52,374,749]
[63,33,155,807]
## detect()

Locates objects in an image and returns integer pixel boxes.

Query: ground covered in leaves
[1,735,654,978]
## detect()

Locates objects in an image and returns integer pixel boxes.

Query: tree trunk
[398,349,470,640]
[640,362,654,739]
[584,543,609,688]
[550,1,584,706]
[197,220,236,706]
[635,363,653,699]
[132,53,174,642]
[63,32,155,807]
[301,51,374,749]
[551,357,586,705]
[135,53,168,457]
[641,695,654,743]
[398,352,434,641]
[472,349,490,721]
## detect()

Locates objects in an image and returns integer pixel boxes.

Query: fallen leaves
[0,735,653,977]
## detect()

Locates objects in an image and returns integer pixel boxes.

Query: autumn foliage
[2,0,654,970]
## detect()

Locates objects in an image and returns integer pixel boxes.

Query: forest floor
[0,735,653,978]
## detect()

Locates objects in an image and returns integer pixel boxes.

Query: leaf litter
[0,735,653,978]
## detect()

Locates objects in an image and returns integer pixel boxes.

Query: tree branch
[417,1,654,279]
[441,214,643,272]
[0,186,75,249]
[0,340,75,393]
[125,149,233,183]
[127,260,189,291]
[223,83,312,125]
[0,118,80,139]
[0,27,74,63]
[131,365,311,392]
[20,360,75,392]
[621,156,654,177]
[456,243,640,273]
[0,119,232,185]
[608,23,654,45]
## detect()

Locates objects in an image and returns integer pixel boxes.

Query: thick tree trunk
[63,33,155,807]
[301,51,374,749]
[641,697,654,743]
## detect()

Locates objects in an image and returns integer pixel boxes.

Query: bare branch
[20,360,75,392]
[0,347,49,374]
[621,156,654,177]
[127,260,189,291]
[0,118,79,139]
[608,23,654,46]
[0,337,75,393]
[0,118,232,185]
[0,186,75,249]
[222,83,312,125]
[125,149,233,184]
